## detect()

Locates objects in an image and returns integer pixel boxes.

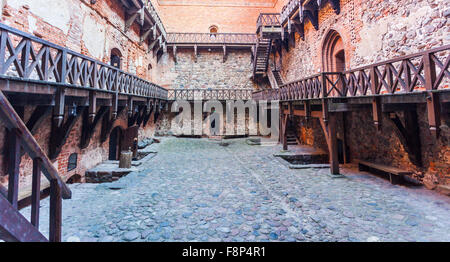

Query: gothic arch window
[110,48,122,69]
[322,30,346,72]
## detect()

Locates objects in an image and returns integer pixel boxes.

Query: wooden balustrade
[167,33,257,46]
[253,45,450,101]
[0,90,71,242]
[0,23,168,100]
[167,89,254,101]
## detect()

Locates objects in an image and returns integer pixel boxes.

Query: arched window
[147,64,152,81]
[209,25,218,38]
[67,153,78,171]
[322,30,345,72]
[110,48,122,69]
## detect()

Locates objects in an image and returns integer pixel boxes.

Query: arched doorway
[322,30,347,164]
[109,126,122,160]
[322,30,345,72]
[66,174,82,184]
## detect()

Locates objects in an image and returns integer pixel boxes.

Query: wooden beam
[49,179,61,242]
[173,45,177,63]
[148,37,158,54]
[389,111,423,167]
[140,28,152,44]
[372,97,382,130]
[52,87,65,128]
[88,91,96,124]
[194,45,198,63]
[49,106,85,160]
[327,113,339,174]
[80,106,108,149]
[125,11,140,33]
[26,106,52,135]
[31,158,41,229]
[7,130,21,209]
[223,45,227,63]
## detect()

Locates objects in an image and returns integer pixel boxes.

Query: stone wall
[276,0,449,81]
[156,48,257,89]
[276,0,450,188]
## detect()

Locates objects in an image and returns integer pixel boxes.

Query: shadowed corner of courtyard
[21,137,450,242]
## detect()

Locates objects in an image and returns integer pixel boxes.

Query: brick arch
[321,29,346,72]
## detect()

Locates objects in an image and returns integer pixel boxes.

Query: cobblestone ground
[22,137,450,242]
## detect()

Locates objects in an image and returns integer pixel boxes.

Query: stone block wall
[275,0,450,187]
[276,0,449,80]
[156,48,257,89]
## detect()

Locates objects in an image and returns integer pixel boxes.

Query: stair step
[0,195,47,242]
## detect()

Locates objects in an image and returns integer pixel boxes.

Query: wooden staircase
[253,13,282,79]
[253,38,272,77]
[272,70,284,86]
[0,90,71,242]
[286,118,299,146]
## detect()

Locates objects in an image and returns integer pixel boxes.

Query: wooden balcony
[256,13,282,39]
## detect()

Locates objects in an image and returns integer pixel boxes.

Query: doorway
[109,127,122,160]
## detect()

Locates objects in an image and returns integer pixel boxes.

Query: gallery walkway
[21,137,450,242]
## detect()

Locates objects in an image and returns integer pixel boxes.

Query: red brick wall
[0,0,161,196]
[2,0,156,80]
[0,105,158,196]
[152,0,279,33]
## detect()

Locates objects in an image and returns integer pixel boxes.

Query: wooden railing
[0,23,168,100]
[253,45,450,101]
[0,90,71,242]
[257,13,281,28]
[280,0,299,24]
[166,33,257,46]
[167,89,254,101]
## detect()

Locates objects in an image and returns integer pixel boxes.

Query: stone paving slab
[20,137,450,242]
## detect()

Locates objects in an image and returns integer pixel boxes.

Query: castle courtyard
[22,137,450,242]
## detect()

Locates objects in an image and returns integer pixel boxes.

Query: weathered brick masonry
[0,0,161,195]
[274,0,450,188]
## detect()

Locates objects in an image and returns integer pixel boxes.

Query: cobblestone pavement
[22,137,450,242]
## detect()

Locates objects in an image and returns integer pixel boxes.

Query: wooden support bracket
[388,111,423,167]
[49,106,85,160]
[80,106,108,149]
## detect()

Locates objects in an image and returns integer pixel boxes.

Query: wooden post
[49,179,62,242]
[88,92,97,124]
[423,51,441,138]
[7,130,21,209]
[328,113,340,175]
[31,158,41,228]
[372,97,382,130]
[53,87,65,128]
[282,114,288,151]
